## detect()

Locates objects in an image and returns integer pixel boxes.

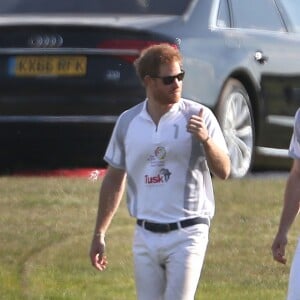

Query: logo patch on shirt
[145,168,172,185]
[147,146,167,167]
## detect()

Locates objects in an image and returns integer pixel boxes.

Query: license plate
[9,56,87,77]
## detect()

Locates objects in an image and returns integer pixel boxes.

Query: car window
[230,0,286,32]
[0,0,190,15]
[279,0,300,32]
[217,0,231,28]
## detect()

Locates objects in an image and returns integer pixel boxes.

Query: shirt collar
[141,98,182,120]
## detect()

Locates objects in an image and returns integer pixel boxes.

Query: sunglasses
[152,70,185,85]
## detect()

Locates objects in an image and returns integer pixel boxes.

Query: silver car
[0,0,299,177]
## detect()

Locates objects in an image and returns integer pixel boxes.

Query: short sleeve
[288,108,300,159]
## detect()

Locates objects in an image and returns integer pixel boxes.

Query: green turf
[0,175,298,299]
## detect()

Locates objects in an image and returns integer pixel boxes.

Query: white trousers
[287,238,300,300]
[133,223,209,300]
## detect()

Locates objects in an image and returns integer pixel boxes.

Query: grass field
[0,175,299,300]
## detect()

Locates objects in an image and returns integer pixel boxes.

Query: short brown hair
[134,43,182,82]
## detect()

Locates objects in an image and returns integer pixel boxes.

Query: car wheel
[216,78,255,178]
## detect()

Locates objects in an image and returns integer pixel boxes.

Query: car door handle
[254,51,268,64]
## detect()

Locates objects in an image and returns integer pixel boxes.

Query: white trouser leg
[133,223,209,300]
[133,226,166,300]
[164,224,209,300]
[287,238,300,300]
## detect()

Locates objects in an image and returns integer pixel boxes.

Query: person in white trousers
[272,108,300,300]
[89,43,231,300]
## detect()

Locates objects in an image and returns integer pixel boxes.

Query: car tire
[215,78,255,178]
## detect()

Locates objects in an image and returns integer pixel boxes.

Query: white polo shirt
[289,108,300,159]
[104,98,229,223]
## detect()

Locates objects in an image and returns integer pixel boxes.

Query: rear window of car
[0,0,190,15]
[280,0,300,32]
[231,0,285,32]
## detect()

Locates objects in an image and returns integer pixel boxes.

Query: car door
[230,0,300,156]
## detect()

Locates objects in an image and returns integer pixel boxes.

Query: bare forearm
[277,170,300,235]
[204,138,231,179]
[93,169,126,235]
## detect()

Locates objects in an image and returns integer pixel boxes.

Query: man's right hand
[271,233,287,264]
[90,236,108,271]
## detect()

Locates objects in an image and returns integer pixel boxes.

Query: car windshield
[0,0,191,15]
[280,0,300,32]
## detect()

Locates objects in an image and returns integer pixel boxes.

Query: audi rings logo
[28,34,63,48]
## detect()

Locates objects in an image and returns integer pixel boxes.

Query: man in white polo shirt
[272,108,300,300]
[90,44,231,300]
